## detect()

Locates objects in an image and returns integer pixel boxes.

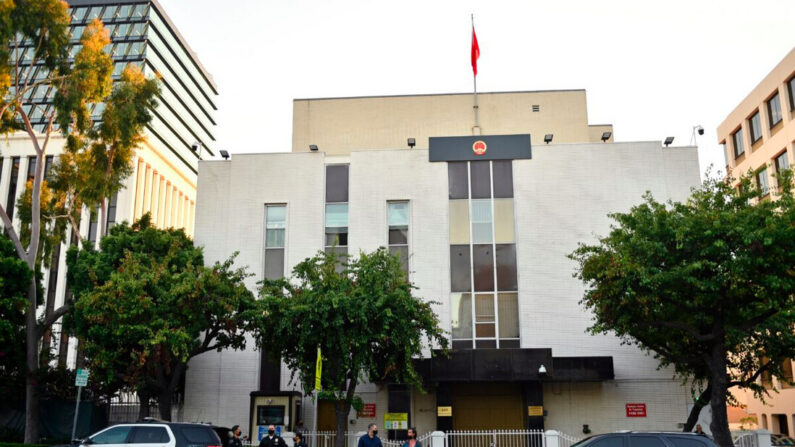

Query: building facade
[716,47,795,436]
[0,0,217,366]
[184,91,702,439]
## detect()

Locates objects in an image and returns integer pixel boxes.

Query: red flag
[471,25,480,76]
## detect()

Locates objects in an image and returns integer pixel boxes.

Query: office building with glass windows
[184,90,702,439]
[0,0,217,366]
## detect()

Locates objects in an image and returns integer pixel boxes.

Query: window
[181,427,219,444]
[449,161,518,349]
[732,129,745,158]
[117,5,132,19]
[264,205,286,280]
[630,438,666,447]
[102,5,117,20]
[589,437,625,447]
[44,155,54,178]
[749,111,762,144]
[72,7,88,23]
[781,359,794,389]
[387,201,409,274]
[131,427,169,444]
[767,92,783,128]
[325,165,349,259]
[788,76,795,111]
[27,156,37,181]
[757,167,770,196]
[6,157,20,222]
[256,406,286,426]
[106,193,118,231]
[775,151,790,173]
[87,6,102,21]
[113,23,131,39]
[92,426,132,444]
[88,207,99,243]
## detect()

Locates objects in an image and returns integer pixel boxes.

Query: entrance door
[317,401,337,431]
[452,383,523,429]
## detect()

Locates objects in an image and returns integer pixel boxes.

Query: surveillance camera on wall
[696,125,704,136]
[191,142,201,152]
[538,364,547,376]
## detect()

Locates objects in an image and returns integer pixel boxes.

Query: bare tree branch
[0,203,28,259]
[38,305,70,339]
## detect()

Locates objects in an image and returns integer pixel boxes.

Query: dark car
[571,431,718,447]
[211,426,233,447]
[78,422,223,447]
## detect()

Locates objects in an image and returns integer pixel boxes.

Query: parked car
[571,431,718,447]
[77,421,223,447]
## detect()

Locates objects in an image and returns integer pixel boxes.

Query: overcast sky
[160,0,794,179]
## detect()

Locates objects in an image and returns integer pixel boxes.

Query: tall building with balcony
[717,47,795,436]
[0,0,218,366]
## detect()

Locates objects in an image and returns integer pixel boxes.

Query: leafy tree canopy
[570,171,795,447]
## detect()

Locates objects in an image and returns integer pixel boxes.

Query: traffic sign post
[72,369,90,441]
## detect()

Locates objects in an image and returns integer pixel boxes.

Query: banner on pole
[314,347,322,391]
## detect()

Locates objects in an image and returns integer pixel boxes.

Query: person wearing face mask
[258,425,285,447]
[401,428,421,447]
[357,424,383,447]
[293,432,307,447]
[228,425,243,447]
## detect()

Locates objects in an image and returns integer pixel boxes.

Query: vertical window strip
[387,201,409,275]
[467,161,476,350]
[264,204,286,280]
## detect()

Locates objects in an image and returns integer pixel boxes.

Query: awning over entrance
[416,349,614,383]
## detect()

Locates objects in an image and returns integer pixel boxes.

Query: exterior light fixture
[601,132,612,142]
[544,134,553,144]
[407,138,416,149]
[219,150,229,160]
[309,145,318,151]
[664,136,674,147]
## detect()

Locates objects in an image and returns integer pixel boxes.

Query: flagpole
[472,13,479,131]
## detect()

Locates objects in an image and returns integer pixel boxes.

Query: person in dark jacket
[401,428,421,447]
[259,425,285,447]
[229,426,243,447]
[358,424,382,447]
[293,432,307,447]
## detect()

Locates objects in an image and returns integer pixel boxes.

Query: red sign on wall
[626,403,647,417]
[358,403,376,418]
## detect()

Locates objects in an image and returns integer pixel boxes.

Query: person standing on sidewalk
[358,424,382,447]
[229,425,243,447]
[402,428,421,447]
[258,425,285,447]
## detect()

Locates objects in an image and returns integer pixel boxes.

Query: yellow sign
[384,413,408,430]
[437,406,452,417]
[528,406,544,417]
[314,347,322,391]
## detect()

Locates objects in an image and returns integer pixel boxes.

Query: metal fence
[443,430,548,447]
[733,432,759,447]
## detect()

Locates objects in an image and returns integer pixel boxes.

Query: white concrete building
[184,91,701,440]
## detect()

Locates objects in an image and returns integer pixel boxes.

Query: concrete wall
[292,91,614,155]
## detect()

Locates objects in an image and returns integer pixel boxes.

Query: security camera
[696,125,704,136]
[538,364,547,376]
[191,142,201,152]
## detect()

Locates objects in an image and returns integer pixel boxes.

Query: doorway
[452,383,523,430]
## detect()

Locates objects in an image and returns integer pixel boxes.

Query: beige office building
[717,47,795,436]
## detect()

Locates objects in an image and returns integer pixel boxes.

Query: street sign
[626,403,647,417]
[528,406,544,417]
[437,407,452,417]
[358,403,376,418]
[75,369,90,387]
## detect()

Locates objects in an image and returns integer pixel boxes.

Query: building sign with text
[625,403,647,417]
[358,403,376,418]
[429,134,532,162]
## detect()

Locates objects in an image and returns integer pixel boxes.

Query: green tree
[256,248,448,447]
[570,172,795,447]
[0,232,33,407]
[67,215,258,420]
[1,3,158,440]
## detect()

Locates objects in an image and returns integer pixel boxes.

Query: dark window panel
[451,293,472,339]
[88,208,98,243]
[496,244,518,291]
[475,323,495,338]
[475,340,496,349]
[388,228,408,245]
[264,248,285,280]
[452,340,473,350]
[325,230,348,246]
[27,156,36,181]
[498,293,520,338]
[450,245,471,292]
[44,155,54,177]
[492,160,514,198]
[732,130,744,158]
[749,111,762,143]
[7,157,20,222]
[106,192,118,230]
[499,339,520,348]
[324,246,348,273]
[767,92,782,127]
[472,244,494,291]
[325,165,349,203]
[789,77,795,111]
[470,161,491,199]
[448,162,469,199]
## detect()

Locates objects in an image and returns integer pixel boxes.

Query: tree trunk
[683,384,712,432]
[24,281,40,443]
[708,342,733,447]
[334,376,359,447]
[157,390,173,421]
[99,196,107,240]
[41,244,62,367]
[138,389,151,421]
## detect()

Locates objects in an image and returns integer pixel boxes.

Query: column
[157,177,166,227]
[142,165,153,217]
[176,192,184,228]
[164,182,172,228]
[188,201,195,237]
[149,171,159,224]
[133,158,145,220]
